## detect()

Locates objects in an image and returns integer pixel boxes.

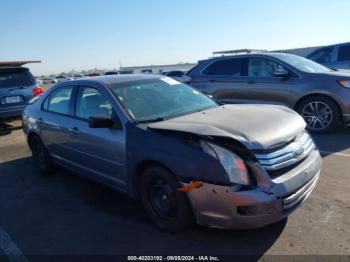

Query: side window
[308,47,333,63]
[202,59,243,76]
[338,44,350,62]
[46,86,73,115]
[75,86,113,120]
[248,58,285,77]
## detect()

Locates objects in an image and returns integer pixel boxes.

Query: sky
[1,0,349,75]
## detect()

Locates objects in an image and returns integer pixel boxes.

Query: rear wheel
[139,166,193,232]
[296,96,340,134]
[29,135,53,174]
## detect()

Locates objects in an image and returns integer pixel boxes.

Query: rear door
[39,85,75,157]
[189,57,249,103]
[335,44,350,70]
[0,68,36,110]
[240,57,300,106]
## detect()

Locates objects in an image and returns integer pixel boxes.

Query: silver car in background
[22,75,322,232]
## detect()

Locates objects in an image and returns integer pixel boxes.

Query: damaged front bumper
[185,149,322,229]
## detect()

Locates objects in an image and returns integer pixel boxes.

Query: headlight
[200,141,249,186]
[338,80,350,88]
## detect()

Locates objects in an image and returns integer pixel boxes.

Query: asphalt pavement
[0,120,349,260]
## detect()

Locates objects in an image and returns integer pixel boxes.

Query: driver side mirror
[88,116,122,129]
[273,68,289,78]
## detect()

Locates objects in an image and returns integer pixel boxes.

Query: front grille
[282,173,319,211]
[255,132,315,173]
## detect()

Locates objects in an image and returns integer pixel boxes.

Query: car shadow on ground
[311,126,350,157]
[0,157,286,258]
[0,120,22,136]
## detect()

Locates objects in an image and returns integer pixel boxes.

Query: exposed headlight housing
[200,141,250,186]
[338,80,350,88]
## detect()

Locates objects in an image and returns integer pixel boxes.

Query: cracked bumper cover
[185,149,322,229]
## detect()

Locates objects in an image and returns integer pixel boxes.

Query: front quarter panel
[125,123,230,197]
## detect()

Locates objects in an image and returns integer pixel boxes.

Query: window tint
[47,86,73,115]
[203,59,243,76]
[338,44,350,61]
[75,86,112,120]
[308,47,333,63]
[0,70,35,88]
[248,58,285,77]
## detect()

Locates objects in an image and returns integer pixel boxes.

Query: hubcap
[301,101,333,130]
[148,178,177,220]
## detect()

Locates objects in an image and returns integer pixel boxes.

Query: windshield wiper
[136,117,167,124]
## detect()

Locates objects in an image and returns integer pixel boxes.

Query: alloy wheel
[301,101,333,131]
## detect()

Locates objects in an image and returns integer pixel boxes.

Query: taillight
[32,87,44,96]
[184,76,192,84]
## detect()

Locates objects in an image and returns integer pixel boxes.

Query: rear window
[338,44,350,62]
[202,58,244,76]
[0,70,35,88]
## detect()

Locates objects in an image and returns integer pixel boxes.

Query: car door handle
[38,118,60,129]
[68,127,81,134]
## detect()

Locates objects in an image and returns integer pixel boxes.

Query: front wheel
[139,166,193,232]
[296,96,341,134]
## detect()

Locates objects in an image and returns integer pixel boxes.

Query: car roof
[0,66,29,71]
[66,74,163,86]
[204,52,297,61]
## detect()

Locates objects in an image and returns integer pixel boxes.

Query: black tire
[139,165,193,232]
[296,96,341,134]
[29,135,53,174]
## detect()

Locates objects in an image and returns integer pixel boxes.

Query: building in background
[119,63,197,75]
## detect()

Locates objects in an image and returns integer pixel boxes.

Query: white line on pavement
[320,150,350,158]
[0,226,29,262]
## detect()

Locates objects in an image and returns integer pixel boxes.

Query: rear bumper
[186,149,322,229]
[0,106,25,119]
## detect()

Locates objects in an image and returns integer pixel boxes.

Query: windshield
[273,53,332,73]
[0,70,35,88]
[110,78,217,122]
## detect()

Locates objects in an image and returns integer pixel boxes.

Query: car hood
[321,70,350,78]
[148,104,306,150]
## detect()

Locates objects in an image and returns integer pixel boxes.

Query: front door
[65,85,126,185]
[239,57,299,107]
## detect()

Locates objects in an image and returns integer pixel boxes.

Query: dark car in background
[104,71,119,75]
[163,70,192,83]
[0,64,43,120]
[307,42,350,70]
[187,53,350,133]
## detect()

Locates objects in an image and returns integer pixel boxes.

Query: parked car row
[36,72,120,85]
